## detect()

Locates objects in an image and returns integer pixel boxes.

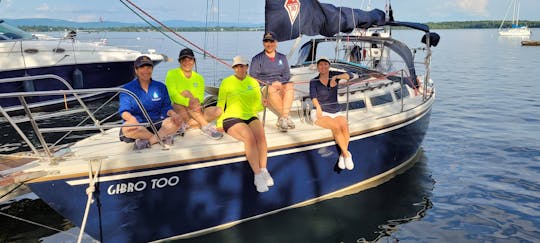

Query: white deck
[19,82,433,182]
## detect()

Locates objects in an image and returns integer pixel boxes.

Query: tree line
[19,26,262,32]
[18,21,540,32]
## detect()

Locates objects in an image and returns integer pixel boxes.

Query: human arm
[309,80,323,119]
[253,78,264,112]
[166,109,182,124]
[118,91,137,122]
[121,111,138,124]
[249,54,265,84]
[280,54,291,82]
[312,98,323,119]
[330,71,351,87]
[215,81,228,129]
[165,70,190,107]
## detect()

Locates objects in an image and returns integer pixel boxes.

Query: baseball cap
[316,56,331,64]
[178,48,195,60]
[263,31,277,41]
[134,55,153,68]
[232,56,249,67]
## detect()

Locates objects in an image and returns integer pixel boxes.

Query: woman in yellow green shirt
[165,48,222,139]
[216,56,273,193]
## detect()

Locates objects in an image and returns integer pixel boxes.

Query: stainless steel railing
[0,74,167,163]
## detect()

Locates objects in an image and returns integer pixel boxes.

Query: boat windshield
[0,20,35,41]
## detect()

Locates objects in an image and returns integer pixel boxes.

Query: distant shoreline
[15,20,540,32]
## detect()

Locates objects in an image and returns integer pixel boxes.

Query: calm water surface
[1,29,539,242]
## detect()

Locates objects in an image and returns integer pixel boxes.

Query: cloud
[453,0,489,16]
[2,0,13,7]
[36,3,50,12]
[76,14,98,22]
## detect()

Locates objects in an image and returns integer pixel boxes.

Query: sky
[0,0,539,24]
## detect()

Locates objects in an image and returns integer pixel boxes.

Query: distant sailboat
[498,0,531,36]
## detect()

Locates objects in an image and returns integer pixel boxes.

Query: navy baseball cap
[263,31,277,41]
[134,55,153,68]
[178,48,195,60]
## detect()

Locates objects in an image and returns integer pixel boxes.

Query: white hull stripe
[66,107,429,186]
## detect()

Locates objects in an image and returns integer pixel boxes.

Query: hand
[181,90,194,98]
[271,81,282,89]
[262,98,269,107]
[330,76,338,86]
[123,117,140,132]
[188,97,201,111]
[316,109,323,119]
[170,112,182,124]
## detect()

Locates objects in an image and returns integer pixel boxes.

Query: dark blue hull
[0,61,136,109]
[28,108,431,242]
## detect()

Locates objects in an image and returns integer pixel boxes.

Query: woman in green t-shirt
[216,56,273,193]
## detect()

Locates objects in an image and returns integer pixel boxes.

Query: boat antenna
[120,0,231,67]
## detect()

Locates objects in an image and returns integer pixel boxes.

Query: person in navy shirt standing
[309,57,354,170]
[118,55,182,150]
[249,31,294,132]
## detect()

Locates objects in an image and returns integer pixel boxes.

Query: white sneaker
[276,117,288,132]
[254,173,269,192]
[286,116,295,129]
[338,155,345,169]
[345,152,354,170]
[261,168,274,187]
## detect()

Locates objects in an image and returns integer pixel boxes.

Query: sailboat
[498,0,531,36]
[0,0,438,242]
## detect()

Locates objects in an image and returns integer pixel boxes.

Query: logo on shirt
[152,91,161,101]
[279,59,283,66]
[193,82,198,88]
[247,85,253,91]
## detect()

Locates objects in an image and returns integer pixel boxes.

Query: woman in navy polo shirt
[309,57,354,170]
[249,31,293,132]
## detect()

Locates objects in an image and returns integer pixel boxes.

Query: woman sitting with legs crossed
[309,57,354,170]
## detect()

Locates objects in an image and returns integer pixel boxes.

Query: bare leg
[122,125,155,142]
[282,82,295,118]
[336,116,350,151]
[267,84,284,117]
[203,106,222,123]
[226,123,261,174]
[315,116,350,156]
[173,104,190,126]
[248,119,267,169]
[156,117,181,140]
[186,100,209,127]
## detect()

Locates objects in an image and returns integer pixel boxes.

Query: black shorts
[119,122,162,143]
[222,117,258,133]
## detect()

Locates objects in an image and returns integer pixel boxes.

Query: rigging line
[119,0,193,52]
[0,182,24,200]
[235,0,241,55]
[122,0,231,67]
[0,211,81,238]
[204,0,209,58]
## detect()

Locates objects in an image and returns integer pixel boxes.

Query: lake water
[1,28,540,242]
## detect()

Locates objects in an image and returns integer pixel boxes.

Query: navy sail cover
[266,0,386,42]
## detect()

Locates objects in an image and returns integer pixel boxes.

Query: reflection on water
[174,153,434,243]
[0,198,74,242]
[0,153,433,242]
